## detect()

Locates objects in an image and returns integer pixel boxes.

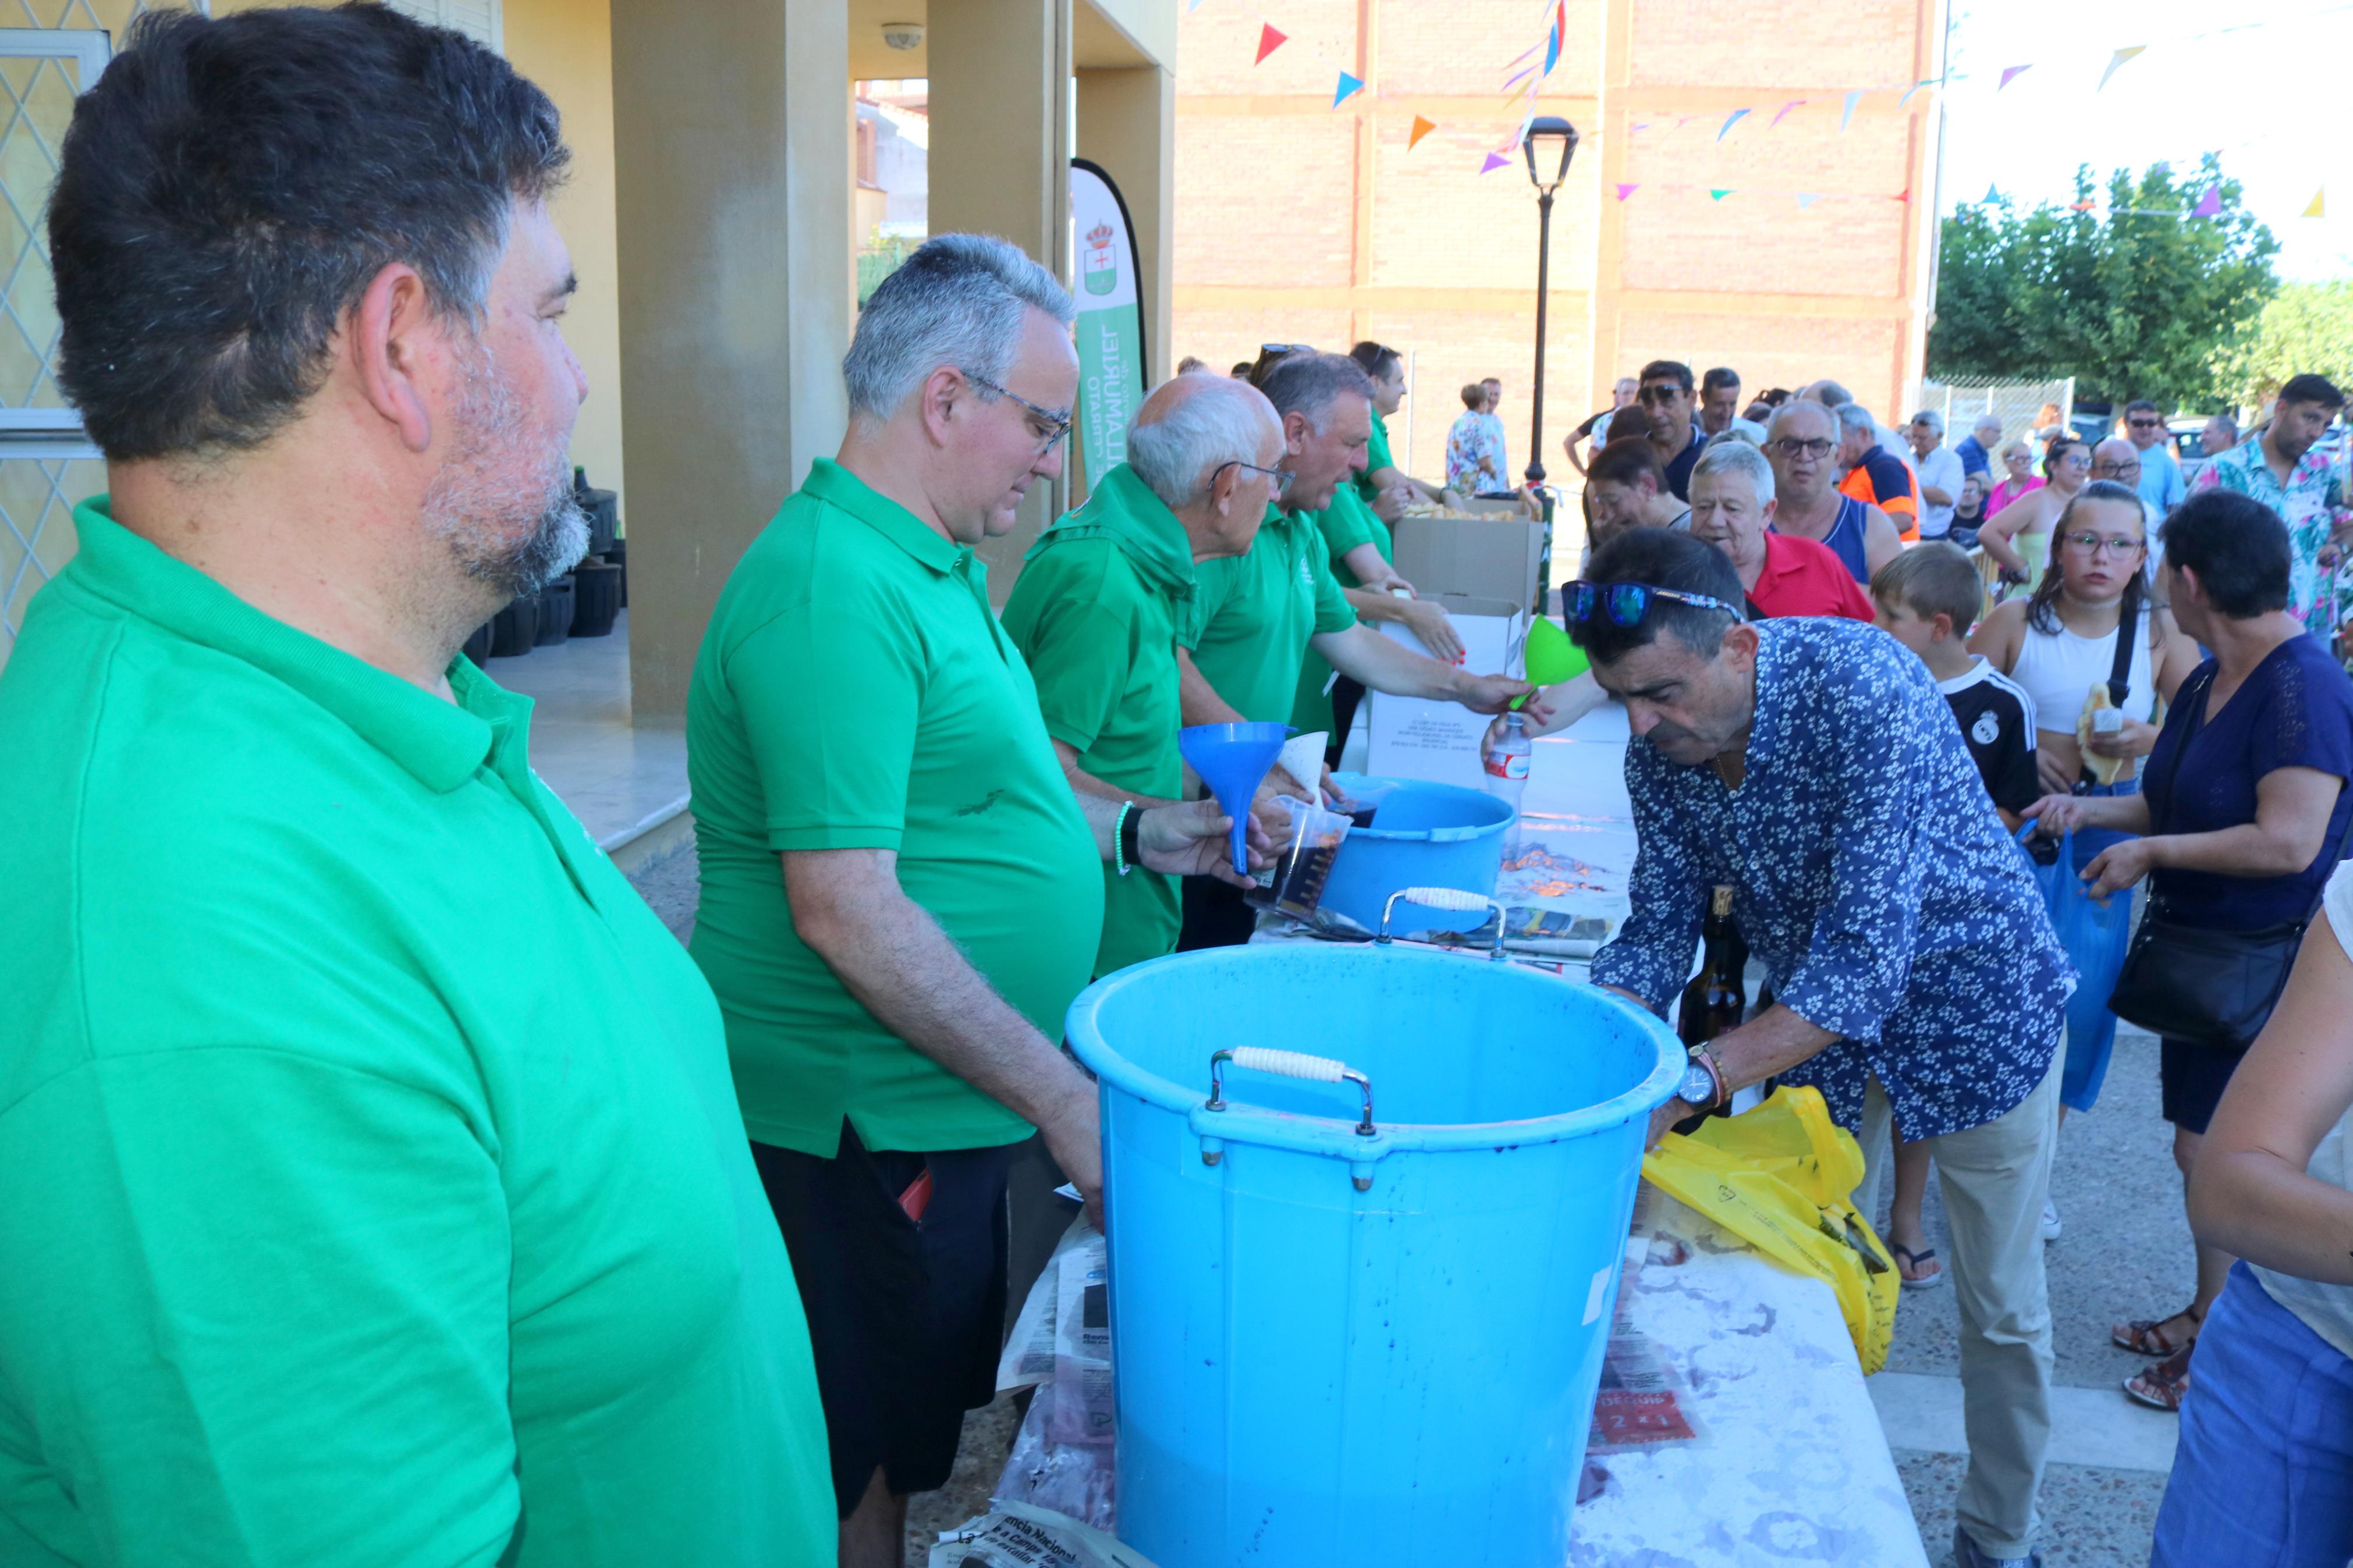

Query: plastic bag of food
[927,1501,1158,1567]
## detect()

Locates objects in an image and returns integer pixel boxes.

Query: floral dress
[1446,410,1507,495]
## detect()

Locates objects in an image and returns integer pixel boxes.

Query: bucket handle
[1376,887,1507,960]
[1206,1047,1375,1137]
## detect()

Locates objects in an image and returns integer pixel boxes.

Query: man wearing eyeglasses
[1002,372,1285,979]
[684,234,1264,1567]
[1574,527,2071,1568]
[2089,437,2170,557]
[1174,351,1532,948]
[1765,399,1902,585]
[2123,399,2185,516]
[1634,358,1708,501]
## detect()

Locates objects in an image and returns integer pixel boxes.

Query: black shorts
[2160,1037,2248,1135]
[751,1122,1019,1514]
[1177,873,1256,951]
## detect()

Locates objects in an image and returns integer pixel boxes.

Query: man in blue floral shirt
[1579,529,2071,1568]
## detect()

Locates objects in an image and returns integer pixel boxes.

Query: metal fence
[1911,375,2077,449]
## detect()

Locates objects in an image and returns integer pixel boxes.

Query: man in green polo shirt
[0,10,832,1564]
[1004,370,1285,976]
[1176,351,1532,948]
[686,234,1252,1568]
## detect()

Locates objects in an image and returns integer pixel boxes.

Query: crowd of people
[7,10,2353,1568]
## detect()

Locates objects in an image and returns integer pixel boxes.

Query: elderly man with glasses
[1766,399,1903,584]
[684,234,1259,1568]
[1574,525,2071,1568]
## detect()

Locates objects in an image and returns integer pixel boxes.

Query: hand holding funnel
[1511,616,1588,710]
[1179,721,1291,874]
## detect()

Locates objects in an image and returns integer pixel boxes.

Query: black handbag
[2104,664,2353,1048]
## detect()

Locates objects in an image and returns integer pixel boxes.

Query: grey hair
[1692,436,1775,507]
[1258,351,1374,432]
[1809,379,1853,406]
[841,233,1075,421]
[1910,408,1944,437]
[1974,413,2004,436]
[1128,378,1279,508]
[1769,398,1837,440]
[1833,401,1875,436]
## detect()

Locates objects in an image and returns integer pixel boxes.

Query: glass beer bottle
[1677,885,1746,1050]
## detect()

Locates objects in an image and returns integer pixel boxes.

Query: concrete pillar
[611,0,850,719]
[928,0,1073,602]
[1076,65,1174,397]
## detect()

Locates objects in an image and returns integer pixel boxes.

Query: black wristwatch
[1119,802,1144,873]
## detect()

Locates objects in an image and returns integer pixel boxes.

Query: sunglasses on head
[1567,580,1742,628]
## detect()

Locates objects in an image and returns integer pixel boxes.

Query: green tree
[2215,280,2353,409]
[1928,156,2279,410]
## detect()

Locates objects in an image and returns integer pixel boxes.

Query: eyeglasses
[1213,459,1294,496]
[965,372,1072,455]
[1770,437,1836,458]
[1636,384,1688,404]
[1567,580,1742,628]
[2055,453,2092,470]
[2127,417,2166,429]
[1258,343,1311,357]
[2060,531,2144,557]
[2091,460,2142,478]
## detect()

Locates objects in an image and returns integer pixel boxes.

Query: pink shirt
[1986,475,2045,517]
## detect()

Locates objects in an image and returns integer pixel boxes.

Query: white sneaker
[2040,1199,2061,1242]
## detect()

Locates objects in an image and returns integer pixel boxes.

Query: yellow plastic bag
[1639,1086,1899,1373]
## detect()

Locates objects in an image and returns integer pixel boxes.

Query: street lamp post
[1521,116,1578,613]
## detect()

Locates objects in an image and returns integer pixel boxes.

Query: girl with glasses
[1978,436,2093,593]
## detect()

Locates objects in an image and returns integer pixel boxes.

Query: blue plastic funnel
[1180,720,1291,873]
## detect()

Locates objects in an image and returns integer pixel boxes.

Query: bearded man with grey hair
[684,233,1255,1568]
[1003,371,1286,977]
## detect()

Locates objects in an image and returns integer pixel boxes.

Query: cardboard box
[1390,512,1545,609]
[1365,594,1527,790]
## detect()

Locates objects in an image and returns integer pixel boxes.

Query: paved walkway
[624,844,2192,1565]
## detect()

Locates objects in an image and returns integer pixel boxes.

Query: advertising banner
[1068,158,1148,496]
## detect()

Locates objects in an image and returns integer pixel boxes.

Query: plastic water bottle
[1485,713,1531,849]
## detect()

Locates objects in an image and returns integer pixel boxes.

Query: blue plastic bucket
[1066,943,1683,1567]
[1321,772,1514,933]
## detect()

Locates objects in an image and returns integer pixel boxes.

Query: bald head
[1128,372,1282,509]
[1766,399,1840,504]
[2089,436,2145,488]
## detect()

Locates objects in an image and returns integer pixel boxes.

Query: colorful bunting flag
[1254,23,1286,65]
[1985,183,2002,204]
[1998,63,2032,90]
[1614,183,1638,201]
[2098,45,2146,90]
[1333,72,1364,106]
[1709,189,1731,201]
[1717,108,1749,141]
[1479,151,1511,174]
[2306,188,2327,218]
[1770,101,1802,128]
[1794,193,1822,209]
[1840,90,1863,131]
[1408,115,1436,150]
[1542,0,1565,74]
[1897,79,1931,108]
[2191,186,2221,218]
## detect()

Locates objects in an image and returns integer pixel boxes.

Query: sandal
[2124,1345,2194,1411]
[1891,1241,1947,1290]
[2112,1303,2203,1357]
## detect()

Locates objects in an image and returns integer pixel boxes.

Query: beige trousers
[1857,1045,2063,1560]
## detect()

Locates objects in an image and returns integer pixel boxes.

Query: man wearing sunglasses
[1175,351,1532,948]
[1575,527,2071,1568]
[2123,399,2186,516]
[685,234,1263,1567]
[1633,358,1708,501]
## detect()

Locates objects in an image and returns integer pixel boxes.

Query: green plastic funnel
[1512,616,1588,709]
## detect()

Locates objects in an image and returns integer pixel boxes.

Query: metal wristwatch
[1676,1057,1717,1111]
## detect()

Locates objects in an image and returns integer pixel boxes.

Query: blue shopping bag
[2018,824,2135,1109]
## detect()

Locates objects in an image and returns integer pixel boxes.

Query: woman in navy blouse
[2031,489,2353,1414]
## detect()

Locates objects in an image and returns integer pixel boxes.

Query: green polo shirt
[1002,463,1194,977]
[1293,485,1396,732]
[687,458,1101,1157]
[0,502,830,1567]
[1184,500,1358,725]
[1355,406,1399,509]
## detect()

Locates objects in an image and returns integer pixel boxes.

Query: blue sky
[1939,0,2351,280]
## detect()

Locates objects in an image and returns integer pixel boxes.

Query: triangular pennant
[1794,193,1822,209]
[1984,183,2002,205]
[1254,23,1286,64]
[2098,45,2146,91]
[1898,77,1935,108]
[2192,186,2221,218]
[1479,151,1511,174]
[1543,0,1564,73]
[1614,183,1638,201]
[1408,115,1437,150]
[1840,90,1863,131]
[1717,108,1750,141]
[1187,0,1205,11]
[1709,189,1731,201]
[1998,63,2031,90]
[2071,200,2097,212]
[1333,72,1364,106]
[2306,187,2327,218]
[1769,100,1802,128]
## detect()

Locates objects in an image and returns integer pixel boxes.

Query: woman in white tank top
[1972,483,2201,796]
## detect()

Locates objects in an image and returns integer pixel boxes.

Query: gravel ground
[624,846,2194,1565]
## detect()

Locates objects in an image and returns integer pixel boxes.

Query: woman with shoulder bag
[2027,488,2353,1412]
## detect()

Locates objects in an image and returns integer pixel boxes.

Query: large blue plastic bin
[1321,773,1513,934]
[1065,942,1683,1567]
